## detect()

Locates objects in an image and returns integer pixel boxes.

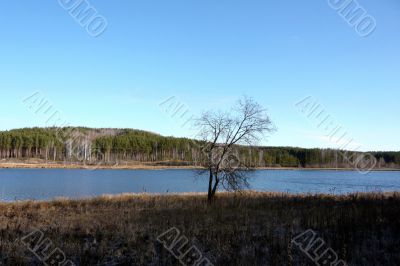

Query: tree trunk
[207,169,213,204]
[207,170,220,205]
[211,176,219,197]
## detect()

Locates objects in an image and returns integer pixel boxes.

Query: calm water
[0,169,399,201]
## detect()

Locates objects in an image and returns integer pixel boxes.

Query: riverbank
[0,159,201,170]
[0,162,200,170]
[0,159,399,171]
[1,192,399,265]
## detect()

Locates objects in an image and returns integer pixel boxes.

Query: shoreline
[0,162,201,170]
[0,161,399,171]
[2,191,399,204]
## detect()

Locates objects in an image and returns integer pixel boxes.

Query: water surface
[0,169,399,201]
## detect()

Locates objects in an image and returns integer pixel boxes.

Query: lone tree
[197,97,275,204]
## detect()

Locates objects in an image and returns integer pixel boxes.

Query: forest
[0,127,399,169]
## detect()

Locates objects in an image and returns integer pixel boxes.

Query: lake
[0,169,399,201]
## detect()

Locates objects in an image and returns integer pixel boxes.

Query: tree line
[0,127,399,168]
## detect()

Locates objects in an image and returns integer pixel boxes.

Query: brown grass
[1,192,399,265]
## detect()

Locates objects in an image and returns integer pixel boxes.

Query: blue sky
[0,0,399,151]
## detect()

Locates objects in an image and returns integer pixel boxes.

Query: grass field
[1,192,399,265]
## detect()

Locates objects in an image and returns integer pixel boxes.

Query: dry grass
[0,192,399,265]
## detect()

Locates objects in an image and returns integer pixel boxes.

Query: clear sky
[0,0,399,151]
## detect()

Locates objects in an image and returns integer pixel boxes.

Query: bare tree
[196,96,275,204]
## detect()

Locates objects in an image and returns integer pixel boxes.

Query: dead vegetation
[0,192,399,265]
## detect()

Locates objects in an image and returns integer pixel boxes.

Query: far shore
[0,161,399,171]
